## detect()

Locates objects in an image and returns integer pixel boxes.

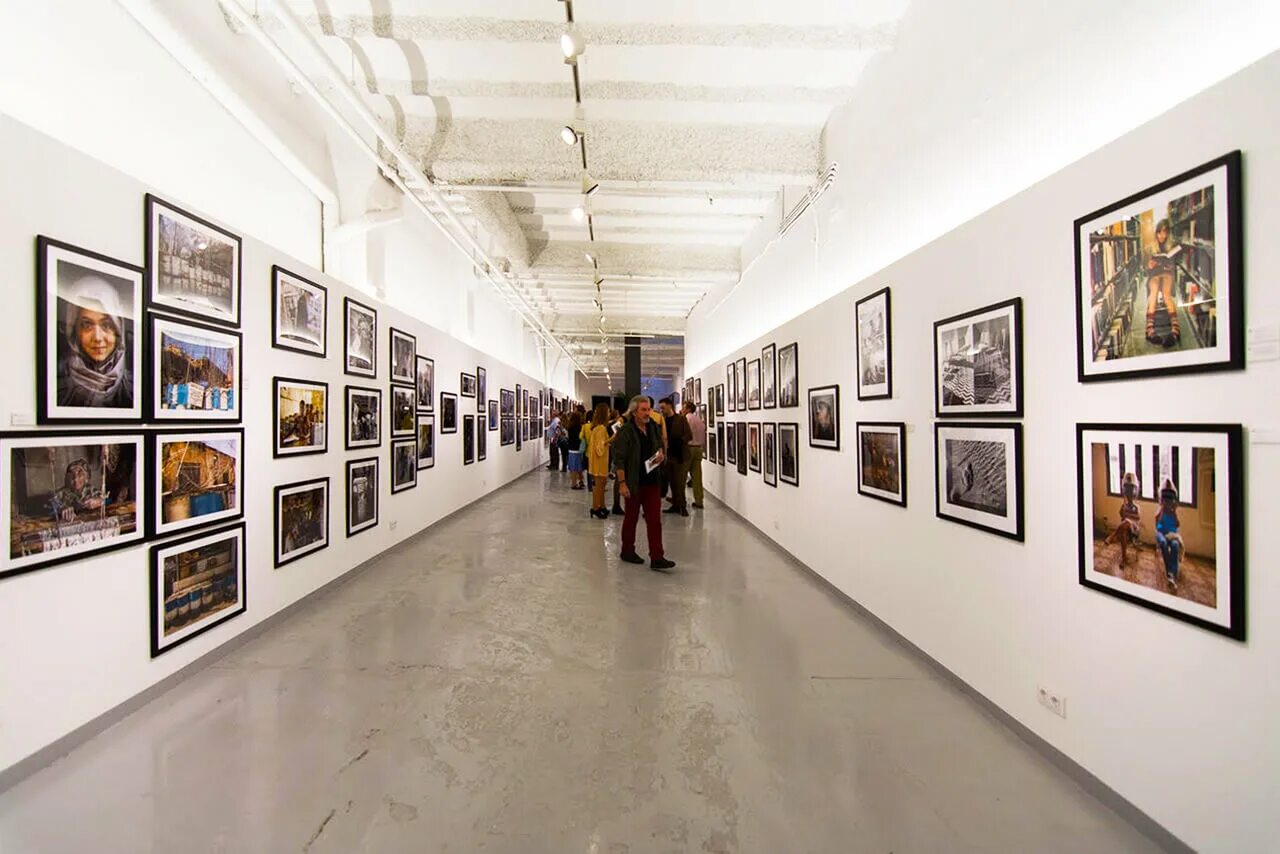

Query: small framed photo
[761,344,777,409]
[390,384,416,438]
[778,423,800,486]
[476,366,487,412]
[346,457,378,537]
[1077,422,1243,639]
[716,385,725,417]
[500,418,514,446]
[440,392,458,433]
[747,359,761,410]
[856,287,892,401]
[274,377,328,457]
[716,424,726,467]
[857,421,906,507]
[1075,152,1242,383]
[345,385,381,450]
[36,236,144,423]
[1,431,146,578]
[727,366,736,413]
[389,327,415,385]
[416,414,435,470]
[707,431,718,465]
[343,297,377,378]
[145,194,241,327]
[152,428,244,538]
[736,422,748,476]
[477,417,487,461]
[415,356,434,412]
[807,385,840,450]
[748,422,762,472]
[500,389,514,418]
[488,400,498,431]
[762,422,777,487]
[934,422,1023,541]
[725,423,737,466]
[390,439,417,493]
[934,298,1022,417]
[695,378,702,404]
[461,372,477,398]
[150,522,245,658]
[735,358,747,410]
[516,415,523,451]
[274,477,329,568]
[148,314,242,423]
[271,266,327,357]
[463,415,476,465]
[777,343,799,408]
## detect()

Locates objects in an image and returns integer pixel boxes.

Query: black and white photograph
[501,417,515,446]
[390,384,416,438]
[736,420,748,476]
[343,297,377,378]
[346,457,378,537]
[274,477,329,568]
[934,422,1023,541]
[725,423,737,466]
[274,378,327,457]
[416,414,435,470]
[463,415,476,465]
[391,439,417,493]
[934,298,1022,417]
[150,522,245,658]
[461,372,477,398]
[515,414,523,451]
[735,358,747,411]
[727,365,737,412]
[271,266,326,357]
[145,194,241,327]
[856,287,892,401]
[708,431,718,465]
[149,314,241,423]
[777,343,799,408]
[36,236,143,423]
[807,385,840,450]
[763,422,777,487]
[152,429,243,538]
[345,386,381,450]
[477,366,487,412]
[478,417,487,460]
[761,344,777,409]
[748,422,761,472]
[2,431,146,578]
[500,388,515,418]
[747,359,761,410]
[778,423,800,486]
[441,392,458,433]
[716,424,726,467]
[1076,151,1242,383]
[695,378,702,404]
[488,400,498,431]
[857,421,906,506]
[716,384,725,417]
[390,327,416,385]
[416,356,434,412]
[1077,422,1243,639]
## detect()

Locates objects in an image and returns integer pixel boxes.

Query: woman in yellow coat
[587,402,614,518]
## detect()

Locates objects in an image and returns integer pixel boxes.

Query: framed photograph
[488,400,498,431]
[150,522,245,658]
[748,422,762,472]
[344,386,381,450]
[520,386,528,416]
[516,414,523,451]
[1077,423,1243,639]
[273,377,328,457]
[716,424,726,467]
[1076,152,1243,383]
[145,194,241,327]
[36,236,144,423]
[934,422,1023,541]
[463,415,476,465]
[715,385,725,417]
[389,384,416,439]
[476,366,487,412]
[747,359,762,410]
[271,266,326,357]
[934,298,1023,418]
[762,423,778,487]
[707,431,717,465]
[807,385,840,450]
[736,421,748,476]
[440,392,458,433]
[857,421,906,507]
[501,417,515,446]
[761,344,777,409]
[415,356,434,412]
[390,439,417,493]
[695,378,702,404]
[415,414,435,470]
[777,343,799,408]
[725,423,737,465]
[500,388,514,418]
[460,372,477,398]
[274,477,329,568]
[1,431,146,578]
[346,457,378,537]
[477,417,487,461]
[726,365,736,412]
[148,314,241,423]
[778,423,800,486]
[152,429,243,538]
[389,328,415,385]
[856,287,892,400]
[735,358,747,410]
[343,297,377,378]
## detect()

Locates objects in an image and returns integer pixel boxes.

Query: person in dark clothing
[612,395,675,572]
[659,398,692,516]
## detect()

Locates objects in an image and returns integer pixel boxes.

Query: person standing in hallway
[610,408,626,515]
[587,403,613,518]
[682,400,706,509]
[565,408,585,489]
[613,396,676,571]
[545,411,565,471]
[659,398,692,517]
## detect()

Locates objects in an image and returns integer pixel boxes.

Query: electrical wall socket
[1037,686,1067,718]
[389,519,398,531]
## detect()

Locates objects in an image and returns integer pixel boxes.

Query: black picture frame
[856,421,907,507]
[778,422,800,486]
[707,430,718,465]
[488,400,498,430]
[715,384,725,417]
[415,355,434,412]
[149,522,246,658]
[735,358,747,410]
[461,372,477,398]
[761,344,777,409]
[748,422,762,472]
[273,377,328,458]
[736,421,748,476]
[463,414,476,465]
[343,297,377,378]
[147,313,243,424]
[389,327,416,385]
[344,385,381,450]
[726,365,736,412]
[415,414,435,470]
[1074,151,1243,383]
[500,417,515,446]
[725,423,736,465]
[747,359,762,410]
[440,392,458,433]
[36,236,145,424]
[150,427,244,538]
[933,297,1023,418]
[1076,422,1243,639]
[271,265,327,357]
[934,422,1024,541]
[807,385,840,450]
[500,388,514,418]
[145,193,242,327]
[477,416,487,461]
[390,384,416,438]
[346,457,379,537]
[777,343,799,408]
[855,286,893,401]
[476,366,487,412]
[716,423,726,467]
[273,476,330,569]
[762,422,777,487]
[390,438,417,493]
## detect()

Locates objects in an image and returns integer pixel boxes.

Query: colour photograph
[748,422,761,472]
[747,359,761,410]
[274,477,329,568]
[779,423,799,485]
[808,385,840,450]
[390,327,415,384]
[416,414,435,470]
[154,429,243,537]
[1076,152,1242,382]
[934,298,1022,417]
[344,297,377,377]
[934,422,1022,540]
[346,457,378,536]
[271,266,326,357]
[391,439,417,493]
[146,194,241,326]
[391,384,416,438]
[151,315,240,423]
[777,343,799,408]
[345,386,381,449]
[763,422,777,487]
[761,344,776,409]
[150,523,245,657]
[856,421,906,506]
[856,287,892,401]
[274,378,327,457]
[441,392,458,433]
[1077,423,1242,638]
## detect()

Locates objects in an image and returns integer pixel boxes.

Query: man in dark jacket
[613,395,676,572]
[659,398,692,516]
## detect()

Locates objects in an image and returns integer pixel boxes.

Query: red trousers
[621,484,664,560]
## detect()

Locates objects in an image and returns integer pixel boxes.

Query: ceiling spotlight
[600,314,607,323]
[584,251,596,265]
[570,205,586,223]
[559,126,578,146]
[560,28,585,60]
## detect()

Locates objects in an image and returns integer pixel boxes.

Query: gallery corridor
[0,471,1159,853]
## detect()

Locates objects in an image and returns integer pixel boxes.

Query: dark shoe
[1162,334,1177,349]
[611,506,624,516]
[650,558,676,572]
[663,506,681,514]
[620,552,644,565]
[680,508,689,517]
[593,509,609,519]
[692,503,704,509]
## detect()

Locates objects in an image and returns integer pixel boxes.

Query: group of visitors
[544,395,706,572]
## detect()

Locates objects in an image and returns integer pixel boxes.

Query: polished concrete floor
[0,471,1162,853]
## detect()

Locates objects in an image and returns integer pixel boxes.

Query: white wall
[0,115,550,775]
[688,54,1280,853]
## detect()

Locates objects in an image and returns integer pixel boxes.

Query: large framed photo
[727,365,736,413]
[148,314,242,423]
[515,414,523,451]
[762,422,777,487]
[1,431,146,578]
[1076,152,1243,383]
[695,378,702,405]
[778,423,800,486]
[274,477,329,568]
[460,372,477,398]
[777,343,799,408]
[145,194,241,327]
[707,431,718,465]
[346,457,378,537]
[761,344,777,409]
[390,384,416,438]
[807,385,840,450]
[390,438,417,493]
[488,400,498,431]
[500,388,514,418]
[1077,423,1243,639]
[856,286,892,401]
[725,423,737,465]
[440,392,458,433]
[343,297,377,378]
[274,377,328,457]
[36,236,144,423]
[735,358,747,411]
[152,429,243,538]
[857,421,906,507]
[389,327,415,385]
[736,421,748,476]
[716,385,725,417]
[747,359,762,410]
[477,417,487,461]
[500,417,515,446]
[934,422,1023,541]
[463,415,476,465]
[416,414,435,469]
[415,356,434,412]
[716,424,726,467]
[934,298,1022,417]
[345,385,381,449]
[271,266,327,357]
[748,422,762,472]
[476,366,487,412]
[150,522,245,658]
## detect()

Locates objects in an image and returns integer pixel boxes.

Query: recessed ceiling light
[559,126,578,145]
